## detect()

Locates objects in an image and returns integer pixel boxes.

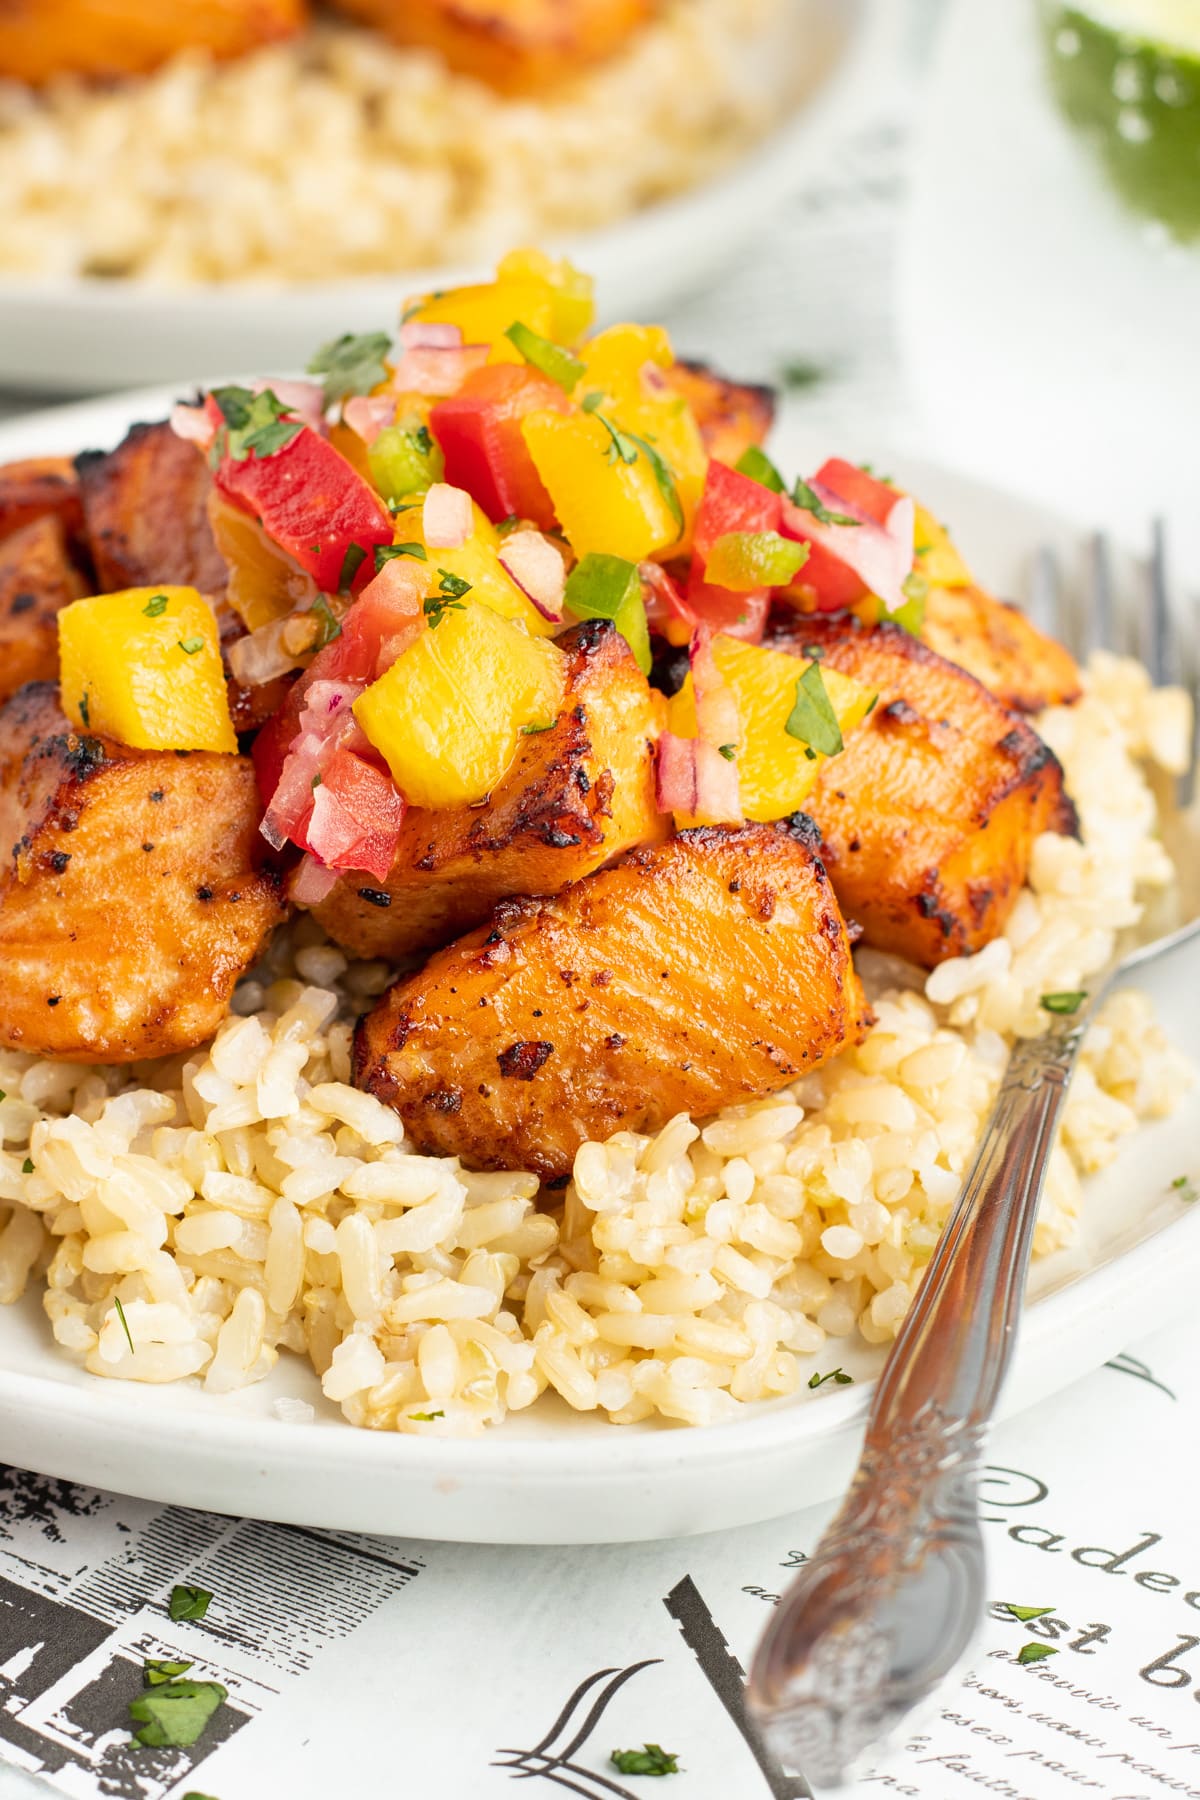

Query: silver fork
[745,524,1200,1788]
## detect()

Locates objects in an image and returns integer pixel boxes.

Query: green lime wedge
[1040,0,1200,240]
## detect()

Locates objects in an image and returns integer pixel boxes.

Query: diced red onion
[170,401,214,450]
[498,530,566,621]
[423,482,473,550]
[400,320,463,351]
[343,393,395,446]
[781,484,916,615]
[261,682,366,848]
[390,343,489,397]
[689,624,741,753]
[225,618,309,688]
[290,853,339,906]
[297,679,365,732]
[254,377,326,434]
[639,360,669,396]
[654,732,741,823]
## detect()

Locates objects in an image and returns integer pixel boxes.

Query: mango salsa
[496,249,595,343]
[522,408,682,564]
[353,601,565,809]
[668,635,877,822]
[58,585,236,753]
[576,324,708,545]
[390,498,559,638]
[207,495,317,632]
[406,278,557,365]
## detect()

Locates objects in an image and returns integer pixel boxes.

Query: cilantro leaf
[113,1296,135,1357]
[808,1367,853,1389]
[1017,1642,1058,1666]
[1172,1175,1198,1203]
[520,720,557,736]
[625,432,684,541]
[1040,991,1087,1015]
[424,576,470,629]
[780,357,829,391]
[210,386,304,462]
[785,662,844,758]
[168,1583,213,1622]
[177,637,204,656]
[611,1744,680,1776]
[339,542,367,593]
[129,1678,227,1748]
[21,1157,33,1174]
[375,542,427,572]
[309,595,342,648]
[505,321,584,394]
[307,330,391,408]
[144,1658,194,1686]
[142,593,169,618]
[436,570,472,599]
[1002,1604,1055,1623]
[791,476,860,528]
[78,692,90,727]
[408,1409,444,1421]
[734,446,785,493]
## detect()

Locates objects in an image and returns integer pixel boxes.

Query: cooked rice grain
[0,654,1193,1431]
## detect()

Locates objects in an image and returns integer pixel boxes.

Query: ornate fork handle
[747,1013,1089,1789]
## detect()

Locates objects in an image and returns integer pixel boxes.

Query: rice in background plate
[0,0,803,285]
[0,653,1192,1434]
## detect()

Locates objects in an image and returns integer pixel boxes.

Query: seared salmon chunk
[0,515,88,706]
[311,620,666,960]
[0,684,283,1062]
[354,818,870,1178]
[771,613,1078,968]
[921,583,1082,715]
[75,421,227,597]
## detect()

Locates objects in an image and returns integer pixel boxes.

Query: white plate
[0,0,888,395]
[0,392,1197,1544]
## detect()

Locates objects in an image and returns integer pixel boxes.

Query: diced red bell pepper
[214,426,394,595]
[775,506,868,613]
[308,746,406,882]
[430,365,570,531]
[812,458,897,527]
[685,459,782,635]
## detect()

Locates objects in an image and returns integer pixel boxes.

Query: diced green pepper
[367,419,444,505]
[704,531,809,592]
[564,552,651,675]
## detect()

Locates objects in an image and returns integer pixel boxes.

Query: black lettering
[1010,1525,1066,1552]
[1140,1634,1200,1689]
[1068,1624,1113,1655]
[1136,1570,1181,1593]
[980,1465,1050,1521]
[1073,1531,1163,1575]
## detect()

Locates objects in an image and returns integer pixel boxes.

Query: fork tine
[1085,531,1116,658]
[1028,545,1062,641]
[1147,517,1174,686]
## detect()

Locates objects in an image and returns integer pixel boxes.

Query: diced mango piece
[668,634,877,823]
[407,279,557,365]
[354,601,565,809]
[390,498,559,638]
[497,248,595,343]
[913,502,973,588]
[207,493,317,631]
[576,324,708,548]
[522,409,681,563]
[58,585,236,753]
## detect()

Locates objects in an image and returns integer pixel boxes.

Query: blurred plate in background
[0,0,886,395]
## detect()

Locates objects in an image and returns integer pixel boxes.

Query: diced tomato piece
[309,747,406,882]
[813,458,897,528]
[430,365,570,530]
[683,560,771,639]
[214,426,393,594]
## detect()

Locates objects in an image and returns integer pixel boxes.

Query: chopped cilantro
[785,662,844,758]
[611,1745,680,1776]
[129,1678,227,1749]
[1002,1604,1055,1623]
[505,320,584,393]
[306,329,391,407]
[582,391,639,466]
[1040,991,1087,1015]
[78,692,90,727]
[808,1367,853,1389]
[496,513,522,537]
[182,1793,220,1800]
[142,593,169,618]
[144,1658,194,1686]
[339,542,368,592]
[436,570,472,600]
[577,389,685,534]
[21,1157,33,1174]
[424,576,469,629]
[210,385,304,462]
[791,476,860,528]
[413,425,434,457]
[374,542,427,572]
[1017,1642,1058,1666]
[717,743,737,761]
[408,1409,445,1421]
[177,637,204,656]
[309,595,342,648]
[734,446,785,493]
[780,357,829,391]
[113,1296,136,1357]
[520,719,557,736]
[168,1584,213,1623]
[1172,1175,1198,1203]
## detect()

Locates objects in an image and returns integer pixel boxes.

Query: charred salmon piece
[0,516,89,707]
[329,0,651,92]
[311,620,667,961]
[354,818,870,1179]
[921,582,1082,715]
[0,684,284,1063]
[0,457,83,548]
[769,614,1078,969]
[75,421,227,598]
[662,360,776,468]
[0,0,305,84]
